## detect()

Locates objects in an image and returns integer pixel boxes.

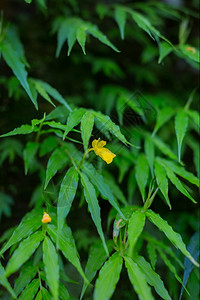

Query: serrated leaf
[63,108,85,139]
[0,41,37,108]
[154,160,171,208]
[18,279,39,300]
[0,124,36,138]
[80,172,108,256]
[81,241,111,299]
[144,137,155,175]
[47,224,87,282]
[0,209,42,256]
[94,253,123,300]
[81,111,94,152]
[93,111,128,144]
[57,167,79,233]
[23,142,39,174]
[43,236,59,300]
[152,107,175,136]
[157,158,199,187]
[34,80,55,107]
[146,210,199,267]
[152,136,178,161]
[135,154,149,201]
[44,148,68,189]
[0,262,17,298]
[124,256,154,300]
[128,209,146,255]
[14,265,37,296]
[147,242,157,270]
[158,41,173,63]
[114,6,127,39]
[6,231,44,277]
[175,110,189,162]
[165,167,196,203]
[35,80,71,111]
[134,255,172,300]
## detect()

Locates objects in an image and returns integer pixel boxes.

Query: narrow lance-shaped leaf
[128,209,146,256]
[43,236,59,300]
[124,256,154,300]
[114,6,127,39]
[152,107,174,136]
[0,41,37,108]
[0,124,37,138]
[0,209,42,256]
[57,167,79,234]
[175,109,189,162]
[135,154,149,202]
[47,225,88,283]
[14,265,37,296]
[94,253,123,300]
[154,160,171,209]
[18,279,40,300]
[144,137,155,175]
[81,111,94,152]
[134,255,172,300]
[6,231,44,277]
[44,148,68,189]
[147,242,157,270]
[146,210,199,267]
[81,241,111,299]
[165,167,196,203]
[158,41,173,64]
[0,262,17,298]
[77,26,87,55]
[63,108,85,139]
[23,142,39,174]
[80,172,108,256]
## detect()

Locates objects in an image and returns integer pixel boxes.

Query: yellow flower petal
[98,140,106,147]
[42,212,51,223]
[92,139,99,148]
[90,139,116,164]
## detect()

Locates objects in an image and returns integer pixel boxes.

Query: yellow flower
[42,212,51,223]
[89,139,116,164]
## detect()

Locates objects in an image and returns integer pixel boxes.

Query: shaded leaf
[23,142,39,174]
[144,137,155,175]
[0,262,17,298]
[14,265,37,296]
[114,6,127,39]
[128,209,146,255]
[175,110,189,162]
[154,160,171,208]
[135,154,149,201]
[152,107,174,136]
[63,108,85,139]
[0,124,37,138]
[18,279,40,300]
[158,41,173,63]
[81,111,94,152]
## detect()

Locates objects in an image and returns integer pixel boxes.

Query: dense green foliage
[0,0,199,299]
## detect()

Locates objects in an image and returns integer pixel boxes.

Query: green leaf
[35,80,71,111]
[18,279,40,300]
[34,80,55,107]
[43,236,59,300]
[124,256,154,300]
[175,110,189,162]
[144,137,155,175]
[154,160,171,208]
[0,262,17,298]
[158,42,173,64]
[23,142,39,174]
[0,41,37,108]
[152,136,178,161]
[157,158,199,187]
[152,107,175,136]
[128,209,146,255]
[0,124,36,138]
[77,26,87,55]
[179,45,200,63]
[165,167,196,203]
[47,225,87,282]
[114,6,127,39]
[81,241,111,299]
[146,210,199,267]
[63,108,85,139]
[14,265,37,296]
[0,209,42,256]
[57,167,79,233]
[41,287,52,300]
[187,110,200,129]
[44,148,68,189]
[59,282,70,300]
[147,242,157,270]
[94,253,123,300]
[6,231,44,277]
[35,290,42,300]
[134,256,172,300]
[81,111,94,152]
[80,172,108,256]
[93,111,128,144]
[135,154,149,201]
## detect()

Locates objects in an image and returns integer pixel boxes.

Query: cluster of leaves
[0,0,199,299]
